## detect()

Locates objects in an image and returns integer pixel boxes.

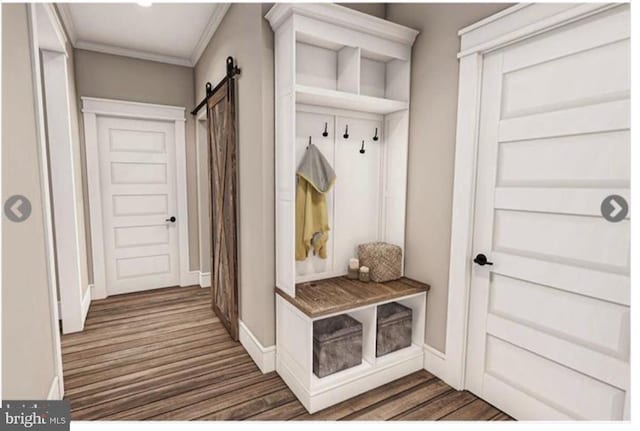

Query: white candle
[349,258,359,270]
[359,266,369,274]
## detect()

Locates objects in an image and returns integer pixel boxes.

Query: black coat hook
[373,127,379,141]
[343,125,349,139]
[359,140,366,154]
[322,122,328,137]
[307,136,312,149]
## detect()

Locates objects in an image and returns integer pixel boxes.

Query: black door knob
[165,216,176,223]
[473,253,493,266]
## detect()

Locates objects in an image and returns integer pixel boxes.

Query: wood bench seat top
[276,276,430,318]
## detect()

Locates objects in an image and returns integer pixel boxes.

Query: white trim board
[55,4,77,45]
[190,3,231,66]
[75,40,192,67]
[82,97,191,299]
[199,272,211,288]
[446,2,629,392]
[239,321,276,374]
[58,285,92,325]
[266,3,418,46]
[47,376,63,400]
[28,2,66,401]
[184,271,210,288]
[41,49,87,335]
[56,3,230,67]
[423,344,447,383]
[38,3,69,53]
[81,285,92,323]
[457,3,620,58]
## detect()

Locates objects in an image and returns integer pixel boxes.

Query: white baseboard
[47,375,62,400]
[181,270,201,287]
[57,284,92,330]
[81,284,92,324]
[239,320,276,373]
[423,344,449,384]
[199,271,211,288]
[183,270,211,288]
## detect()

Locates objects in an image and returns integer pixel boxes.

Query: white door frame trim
[445,2,623,390]
[82,97,189,299]
[27,2,68,399]
[195,109,210,286]
[41,49,88,334]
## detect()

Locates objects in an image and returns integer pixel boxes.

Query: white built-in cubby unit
[266,3,420,413]
[276,287,426,412]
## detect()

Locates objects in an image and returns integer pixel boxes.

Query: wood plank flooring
[62,285,511,421]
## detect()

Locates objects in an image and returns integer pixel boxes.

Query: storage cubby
[275,277,428,412]
[296,40,360,94]
[306,290,427,390]
[360,56,386,98]
[295,36,411,108]
[268,3,419,414]
[360,51,410,101]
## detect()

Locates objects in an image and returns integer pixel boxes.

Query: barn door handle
[165,216,176,223]
[473,253,493,266]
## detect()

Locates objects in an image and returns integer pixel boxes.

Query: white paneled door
[97,116,180,295]
[466,6,630,420]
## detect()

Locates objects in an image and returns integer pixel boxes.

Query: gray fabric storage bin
[313,314,363,378]
[376,302,412,357]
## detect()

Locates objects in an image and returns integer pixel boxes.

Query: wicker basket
[357,242,402,282]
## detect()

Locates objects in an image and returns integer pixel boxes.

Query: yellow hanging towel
[295,143,336,260]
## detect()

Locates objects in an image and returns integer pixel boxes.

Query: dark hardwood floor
[61,285,511,421]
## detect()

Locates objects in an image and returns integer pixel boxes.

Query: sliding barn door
[206,80,239,340]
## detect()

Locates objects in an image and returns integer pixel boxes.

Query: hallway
[61,286,511,420]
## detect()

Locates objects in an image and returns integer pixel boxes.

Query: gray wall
[194,3,275,346]
[73,49,199,279]
[2,3,57,399]
[342,3,386,18]
[386,3,513,352]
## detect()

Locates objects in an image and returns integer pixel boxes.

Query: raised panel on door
[466,5,629,420]
[97,117,180,295]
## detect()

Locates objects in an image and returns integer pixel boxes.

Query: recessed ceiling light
[137,1,152,7]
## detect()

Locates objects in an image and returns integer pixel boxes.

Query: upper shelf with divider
[268,3,419,117]
[295,34,412,115]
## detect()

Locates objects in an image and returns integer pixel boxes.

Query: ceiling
[57,3,230,67]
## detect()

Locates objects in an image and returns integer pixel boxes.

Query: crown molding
[191,3,230,66]
[75,40,193,67]
[265,3,419,45]
[36,3,69,55]
[55,3,77,45]
[54,3,231,68]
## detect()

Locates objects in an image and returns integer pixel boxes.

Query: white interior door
[97,116,180,295]
[466,6,630,420]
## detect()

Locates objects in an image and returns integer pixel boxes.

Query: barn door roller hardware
[191,56,241,115]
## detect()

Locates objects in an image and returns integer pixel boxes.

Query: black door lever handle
[473,253,493,266]
[165,216,176,223]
